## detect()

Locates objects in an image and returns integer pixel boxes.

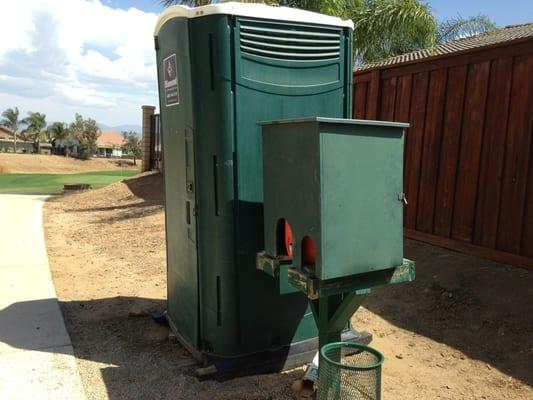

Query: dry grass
[44,172,298,400]
[43,172,533,400]
[0,153,140,174]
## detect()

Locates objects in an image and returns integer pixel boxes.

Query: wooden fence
[353,39,533,269]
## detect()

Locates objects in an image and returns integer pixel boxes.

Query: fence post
[141,105,156,172]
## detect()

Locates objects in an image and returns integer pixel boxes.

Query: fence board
[404,71,429,229]
[394,75,412,124]
[433,65,467,237]
[379,77,397,121]
[353,82,368,119]
[394,75,412,187]
[473,57,513,247]
[521,136,533,258]
[451,61,490,242]
[416,69,447,233]
[366,70,380,119]
[497,54,533,254]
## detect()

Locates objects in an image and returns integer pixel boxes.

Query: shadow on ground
[63,173,165,223]
[363,239,533,387]
[123,172,164,205]
[0,296,301,400]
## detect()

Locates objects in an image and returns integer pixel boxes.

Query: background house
[96,130,124,158]
[0,126,34,153]
[353,23,533,269]
[52,134,79,157]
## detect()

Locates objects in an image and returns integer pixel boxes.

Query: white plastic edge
[154,2,354,36]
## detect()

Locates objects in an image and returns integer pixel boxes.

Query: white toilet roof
[154,2,354,36]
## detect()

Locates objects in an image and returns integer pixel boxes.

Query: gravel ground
[43,172,533,399]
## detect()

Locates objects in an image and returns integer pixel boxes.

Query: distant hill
[98,123,142,136]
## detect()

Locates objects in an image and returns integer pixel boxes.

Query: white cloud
[57,82,118,107]
[0,3,35,57]
[0,0,159,126]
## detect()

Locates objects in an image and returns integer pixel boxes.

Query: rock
[146,323,169,342]
[291,379,303,393]
[169,332,179,343]
[299,380,315,399]
[128,305,148,317]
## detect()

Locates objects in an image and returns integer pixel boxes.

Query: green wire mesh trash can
[318,342,384,400]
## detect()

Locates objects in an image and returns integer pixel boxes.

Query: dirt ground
[43,172,533,400]
[0,153,139,173]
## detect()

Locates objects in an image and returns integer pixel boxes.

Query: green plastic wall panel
[156,14,353,359]
[262,118,407,280]
[156,18,199,349]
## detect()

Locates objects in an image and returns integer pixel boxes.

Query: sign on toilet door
[164,54,179,106]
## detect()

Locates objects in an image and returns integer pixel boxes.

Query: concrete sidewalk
[0,194,85,400]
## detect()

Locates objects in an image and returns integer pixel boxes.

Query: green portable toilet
[154,3,354,372]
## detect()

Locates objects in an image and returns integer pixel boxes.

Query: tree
[48,122,70,156]
[0,107,22,153]
[437,14,496,44]
[48,122,69,141]
[22,111,47,152]
[70,113,101,160]
[122,131,142,166]
[348,0,436,63]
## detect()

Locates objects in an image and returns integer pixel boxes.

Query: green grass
[0,170,139,194]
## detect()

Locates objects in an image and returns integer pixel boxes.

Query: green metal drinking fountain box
[154,2,414,374]
[258,117,414,348]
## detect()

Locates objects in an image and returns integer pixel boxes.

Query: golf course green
[0,170,139,194]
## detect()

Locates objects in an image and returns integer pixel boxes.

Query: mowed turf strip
[0,170,139,194]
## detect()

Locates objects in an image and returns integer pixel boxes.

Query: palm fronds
[437,14,496,44]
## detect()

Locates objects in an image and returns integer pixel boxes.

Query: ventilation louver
[239,19,341,61]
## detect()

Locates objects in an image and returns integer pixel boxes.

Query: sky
[0,1,531,129]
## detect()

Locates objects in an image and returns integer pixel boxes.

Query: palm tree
[1,107,23,153]
[348,0,436,63]
[437,14,496,44]
[22,112,47,152]
[48,122,69,141]
[48,122,70,155]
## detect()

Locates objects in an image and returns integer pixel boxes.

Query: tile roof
[0,126,30,143]
[96,130,124,148]
[355,23,533,72]
[0,126,14,139]
[0,126,32,143]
